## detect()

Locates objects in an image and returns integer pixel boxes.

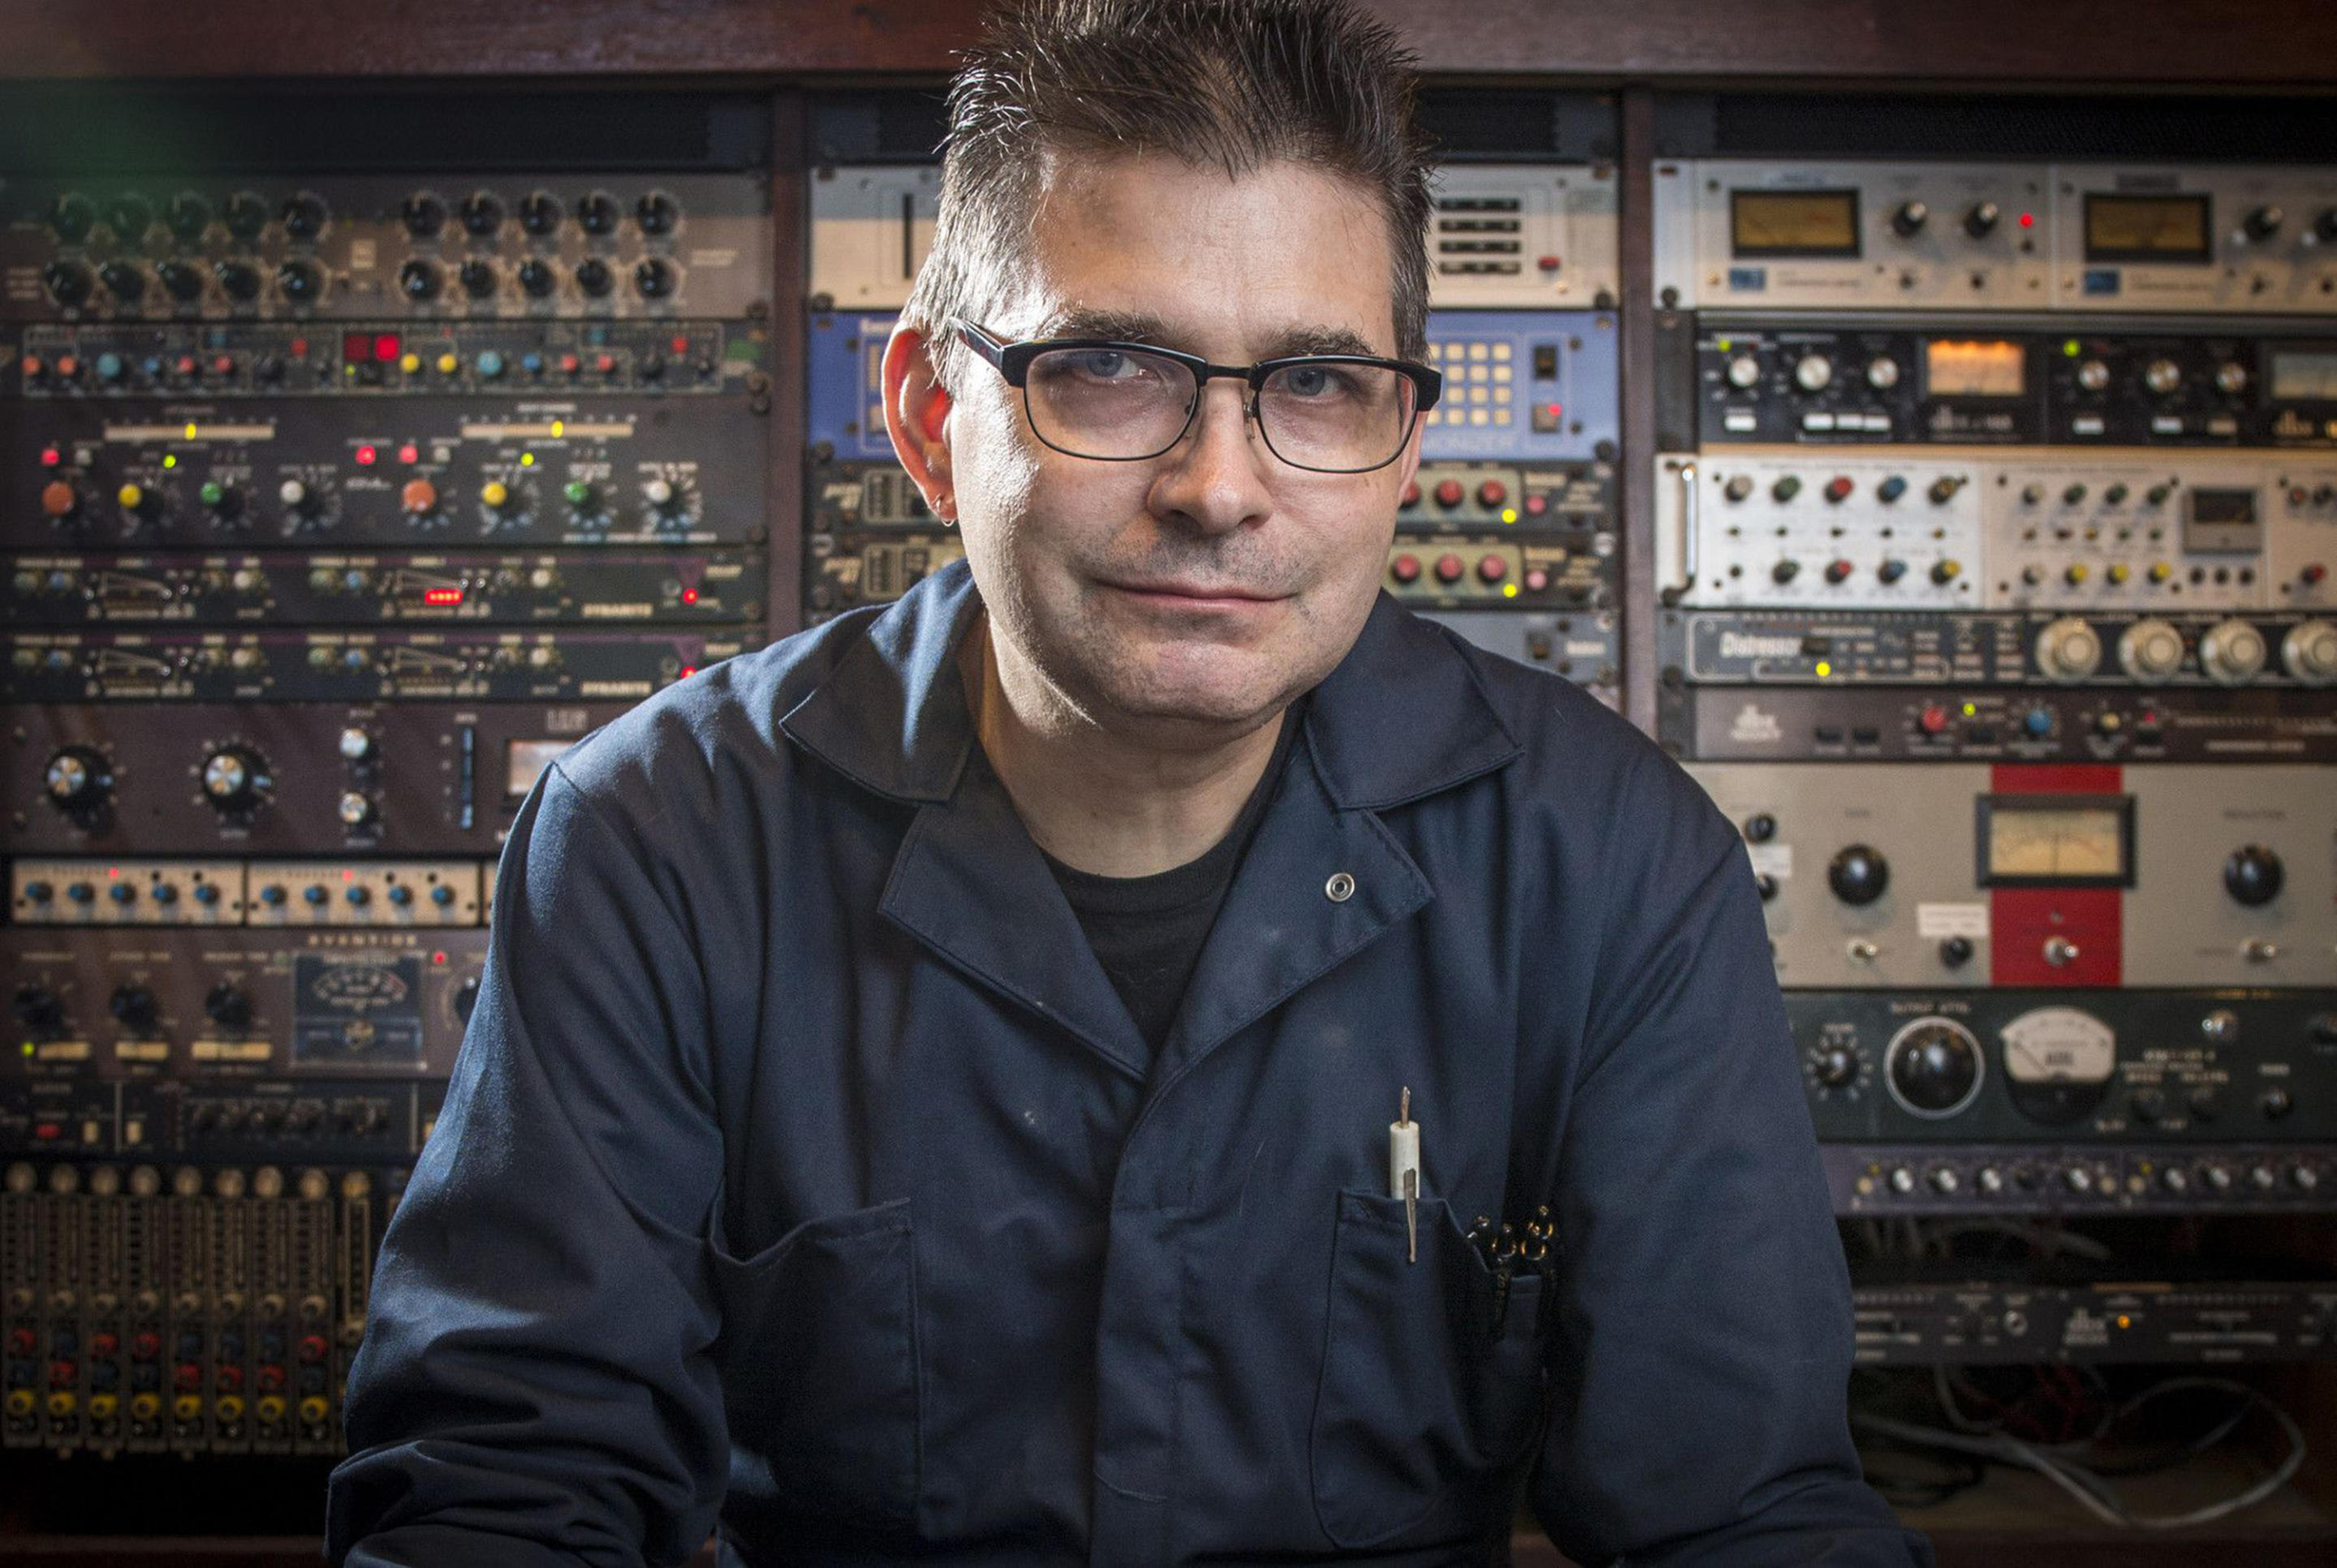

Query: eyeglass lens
[1023,347,1416,472]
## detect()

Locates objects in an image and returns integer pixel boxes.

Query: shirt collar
[778,558,1520,812]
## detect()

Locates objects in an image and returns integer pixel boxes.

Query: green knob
[199,480,226,507]
[563,480,593,507]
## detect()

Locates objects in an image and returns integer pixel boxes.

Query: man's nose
[1149,377,1276,536]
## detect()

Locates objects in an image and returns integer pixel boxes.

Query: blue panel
[1420,309,1619,462]
[807,311,899,459]
[1727,266,1770,293]
[813,308,1622,465]
[2082,269,2122,296]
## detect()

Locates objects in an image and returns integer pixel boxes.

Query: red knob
[90,1333,119,1358]
[50,1360,76,1387]
[214,1364,244,1391]
[175,354,198,377]
[1524,493,1548,516]
[2304,563,2328,585]
[593,353,617,375]
[257,1366,287,1393]
[132,1333,161,1360]
[54,355,80,380]
[1434,479,1464,508]
[1824,476,1856,504]
[174,1364,202,1391]
[1824,558,1854,584]
[1476,479,1507,508]
[7,1329,34,1355]
[41,480,79,518]
[1477,554,1508,584]
[1390,553,1421,584]
[1920,705,1949,735]
[211,355,235,376]
[1434,553,1465,584]
[297,1335,330,1364]
[401,478,439,515]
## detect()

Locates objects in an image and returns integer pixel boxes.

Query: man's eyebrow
[1032,308,1386,363]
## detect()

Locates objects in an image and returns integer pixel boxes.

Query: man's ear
[882,324,956,521]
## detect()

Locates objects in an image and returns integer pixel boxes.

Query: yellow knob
[3,1390,34,1417]
[398,352,421,375]
[257,1395,287,1424]
[130,1394,162,1422]
[2065,563,2089,585]
[47,1392,77,1417]
[215,1395,246,1423]
[2149,561,2174,583]
[481,480,511,509]
[298,1395,332,1424]
[436,352,459,376]
[116,482,145,509]
[172,1394,202,1421]
[2107,562,2130,584]
[88,1394,119,1419]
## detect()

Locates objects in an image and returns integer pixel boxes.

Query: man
[328,2,1934,1564]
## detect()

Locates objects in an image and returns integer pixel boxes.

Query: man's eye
[1278,364,1356,398]
[1071,350,1140,380]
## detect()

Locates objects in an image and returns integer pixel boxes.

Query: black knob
[1753,873,1779,902]
[1771,559,1800,585]
[275,260,324,305]
[458,259,499,299]
[1888,1021,1981,1115]
[2262,1087,2296,1121]
[459,191,504,238]
[2243,205,2283,243]
[1743,812,1777,843]
[576,191,619,235]
[1963,201,2001,239]
[109,984,160,1034]
[1828,844,1891,906]
[200,747,272,814]
[158,260,205,302]
[213,261,261,303]
[574,258,613,298]
[636,191,678,235]
[2129,1088,2167,1124]
[399,260,442,303]
[204,983,253,1029]
[50,192,98,243]
[108,192,154,239]
[401,191,446,238]
[1938,935,1974,968]
[222,192,269,240]
[166,191,212,242]
[44,746,113,812]
[43,261,94,309]
[517,259,557,298]
[1891,200,1929,238]
[634,258,674,299]
[12,984,66,1033]
[98,261,147,304]
[279,192,328,240]
[520,190,563,236]
[1811,1045,1859,1088]
[2223,845,2284,907]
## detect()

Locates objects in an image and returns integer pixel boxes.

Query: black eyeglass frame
[950,317,1442,475]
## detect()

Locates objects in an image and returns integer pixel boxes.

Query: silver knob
[1848,939,1881,963]
[2117,618,2185,681]
[2199,619,2267,685]
[1976,1167,2003,1195]
[2037,617,2102,681]
[2201,1009,2239,1044]
[337,727,373,762]
[2076,359,2110,392]
[1866,356,1901,390]
[2215,361,2249,395]
[1726,354,1761,390]
[1888,1166,1917,1195]
[2044,935,2080,967]
[2283,620,2337,685]
[1794,354,1834,393]
[336,791,373,827]
[1928,1166,1960,1194]
[2144,358,2182,395]
[2244,937,2280,963]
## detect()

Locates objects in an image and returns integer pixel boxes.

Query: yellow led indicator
[436,352,459,376]
[2115,1314,2132,1329]
[520,452,535,467]
[1500,507,1518,524]
[1716,338,1731,351]
[183,423,198,440]
[1814,661,1832,678]
[399,353,421,375]
[116,484,143,508]
[1962,702,1977,717]
[20,1041,32,1058]
[480,480,510,509]
[550,420,565,437]
[2063,339,2080,357]
[161,454,177,469]
[1501,582,1519,599]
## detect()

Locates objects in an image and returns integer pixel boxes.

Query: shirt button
[1325,872,1356,902]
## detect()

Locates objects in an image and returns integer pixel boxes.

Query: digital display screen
[505,739,572,799]
[1925,340,2027,398]
[1730,190,1861,258]
[2269,350,2337,402]
[1977,797,2134,887]
[2083,194,2212,264]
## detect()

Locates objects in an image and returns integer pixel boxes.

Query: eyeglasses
[951,317,1441,476]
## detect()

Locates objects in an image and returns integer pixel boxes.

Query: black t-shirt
[1038,707,1302,1063]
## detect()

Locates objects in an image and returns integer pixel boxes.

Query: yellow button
[436,352,459,376]
[480,480,511,509]
[172,1394,202,1421]
[88,1394,119,1419]
[116,483,144,509]
[130,1393,162,1422]
[399,352,421,375]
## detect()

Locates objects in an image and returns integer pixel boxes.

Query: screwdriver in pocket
[1390,1087,1421,1264]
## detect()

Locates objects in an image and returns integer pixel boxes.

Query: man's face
[921,151,1421,743]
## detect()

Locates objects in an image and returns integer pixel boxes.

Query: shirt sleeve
[326,760,729,1568]
[1526,755,1934,1568]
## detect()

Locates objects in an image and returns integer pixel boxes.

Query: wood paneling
[9,0,2337,86]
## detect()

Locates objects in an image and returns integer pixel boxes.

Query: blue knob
[2024,708,2054,737]
[96,351,125,381]
[476,349,506,379]
[303,885,327,905]
[520,351,545,375]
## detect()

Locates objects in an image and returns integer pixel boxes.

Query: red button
[593,353,617,375]
[1399,481,1421,509]
[41,481,79,519]
[21,355,45,381]
[558,353,581,375]
[54,355,80,378]
[1524,493,1548,515]
[1477,554,1507,584]
[1476,480,1507,508]
[211,355,235,376]
[1524,567,1550,592]
[1920,705,1949,735]
[1390,554,1421,584]
[1434,553,1465,584]
[1537,254,1562,272]
[32,1122,63,1140]
[1824,476,1856,503]
[175,354,198,377]
[1434,479,1464,508]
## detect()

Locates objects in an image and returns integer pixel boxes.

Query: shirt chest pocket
[1310,1190,1551,1549]
[709,1198,921,1529]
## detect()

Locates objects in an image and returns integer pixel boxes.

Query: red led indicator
[342,868,355,881]
[670,334,690,354]
[291,338,308,358]
[681,588,700,605]
[679,666,699,678]
[432,950,448,966]
[372,334,401,362]
[398,442,420,465]
[1544,403,1563,418]
[422,588,464,605]
[342,333,369,362]
[2018,212,2035,228]
[40,446,61,467]
[356,445,378,467]
[107,866,121,880]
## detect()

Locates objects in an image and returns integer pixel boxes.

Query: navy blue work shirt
[326,560,1933,1567]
